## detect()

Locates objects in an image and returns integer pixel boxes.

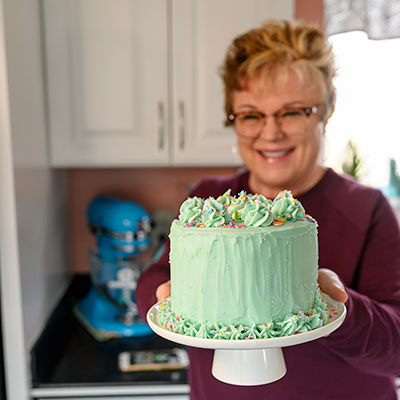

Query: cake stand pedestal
[212,347,286,385]
[147,293,346,386]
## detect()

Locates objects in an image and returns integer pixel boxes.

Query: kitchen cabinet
[43,0,170,166]
[42,0,294,167]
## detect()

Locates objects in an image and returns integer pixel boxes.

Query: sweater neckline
[238,167,336,200]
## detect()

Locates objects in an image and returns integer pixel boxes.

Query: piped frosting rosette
[179,189,310,228]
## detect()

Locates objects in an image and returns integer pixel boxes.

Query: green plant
[342,140,363,181]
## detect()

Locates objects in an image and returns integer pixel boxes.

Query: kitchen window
[324,31,400,192]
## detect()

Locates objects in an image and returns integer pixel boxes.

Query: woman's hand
[156,280,171,302]
[318,268,348,303]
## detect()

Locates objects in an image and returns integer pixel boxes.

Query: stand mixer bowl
[89,250,151,325]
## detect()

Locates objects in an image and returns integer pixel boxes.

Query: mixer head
[88,196,151,262]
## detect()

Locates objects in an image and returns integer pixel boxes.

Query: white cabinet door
[171,0,294,166]
[43,0,169,166]
[43,0,294,167]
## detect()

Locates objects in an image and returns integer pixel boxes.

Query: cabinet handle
[178,101,185,150]
[158,102,165,150]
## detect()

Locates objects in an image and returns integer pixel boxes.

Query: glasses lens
[235,112,264,137]
[277,109,307,134]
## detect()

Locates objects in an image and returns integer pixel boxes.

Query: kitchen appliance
[74,196,154,340]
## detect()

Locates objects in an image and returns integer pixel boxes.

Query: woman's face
[232,69,326,198]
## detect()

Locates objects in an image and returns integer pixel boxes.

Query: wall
[3,0,69,350]
[0,0,70,397]
[295,0,324,27]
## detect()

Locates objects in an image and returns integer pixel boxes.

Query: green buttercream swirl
[179,197,204,223]
[271,197,293,220]
[178,189,310,227]
[202,197,231,227]
[271,190,306,221]
[157,291,330,340]
[217,189,232,206]
[291,200,306,220]
[226,198,247,222]
[242,202,273,227]
[250,193,272,206]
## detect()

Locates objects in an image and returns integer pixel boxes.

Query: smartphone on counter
[118,348,189,372]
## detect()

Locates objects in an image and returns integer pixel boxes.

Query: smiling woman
[219,20,335,198]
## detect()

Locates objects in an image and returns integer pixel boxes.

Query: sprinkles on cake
[178,189,313,229]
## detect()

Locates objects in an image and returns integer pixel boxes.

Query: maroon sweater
[136,168,400,399]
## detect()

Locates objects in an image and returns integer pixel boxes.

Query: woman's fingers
[318,268,348,303]
[156,280,171,302]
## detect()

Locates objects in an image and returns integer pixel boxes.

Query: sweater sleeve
[320,193,400,377]
[135,240,171,321]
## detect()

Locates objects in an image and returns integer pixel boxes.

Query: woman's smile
[258,147,295,163]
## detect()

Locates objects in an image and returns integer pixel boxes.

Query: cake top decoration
[178,189,311,228]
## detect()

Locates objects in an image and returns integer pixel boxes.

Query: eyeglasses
[227,105,319,138]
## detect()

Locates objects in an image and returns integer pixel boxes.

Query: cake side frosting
[170,220,318,326]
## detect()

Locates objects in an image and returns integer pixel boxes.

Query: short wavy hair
[220,20,336,124]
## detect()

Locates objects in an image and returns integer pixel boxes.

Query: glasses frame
[227,105,319,136]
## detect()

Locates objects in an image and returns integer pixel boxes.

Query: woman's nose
[257,116,285,141]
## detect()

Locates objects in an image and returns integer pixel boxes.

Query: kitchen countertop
[31,274,188,389]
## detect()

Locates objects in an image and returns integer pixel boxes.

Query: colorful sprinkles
[179,189,315,229]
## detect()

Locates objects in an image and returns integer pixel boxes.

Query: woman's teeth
[261,149,291,158]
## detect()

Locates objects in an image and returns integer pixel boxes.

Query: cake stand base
[147,293,346,386]
[212,348,286,385]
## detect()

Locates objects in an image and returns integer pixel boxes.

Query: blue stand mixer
[74,196,154,340]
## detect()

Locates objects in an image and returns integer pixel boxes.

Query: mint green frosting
[178,196,204,223]
[169,189,320,339]
[170,219,319,327]
[202,197,232,227]
[217,189,233,206]
[157,291,329,339]
[271,191,305,221]
[271,197,293,219]
[178,189,307,228]
[291,200,306,220]
[242,202,273,227]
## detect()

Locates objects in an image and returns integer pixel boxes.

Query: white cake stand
[147,293,346,386]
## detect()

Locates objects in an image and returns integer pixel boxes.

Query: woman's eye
[280,110,302,118]
[241,113,262,121]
